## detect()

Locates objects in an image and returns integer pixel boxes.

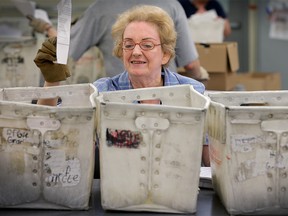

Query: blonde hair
[111,5,177,68]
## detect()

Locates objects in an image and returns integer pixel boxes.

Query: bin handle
[135,116,169,131]
[100,85,192,104]
[240,102,268,106]
[27,116,61,134]
[261,120,288,133]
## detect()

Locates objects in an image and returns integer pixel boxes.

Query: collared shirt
[93,67,205,93]
[93,68,208,146]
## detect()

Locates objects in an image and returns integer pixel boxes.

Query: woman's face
[122,21,170,78]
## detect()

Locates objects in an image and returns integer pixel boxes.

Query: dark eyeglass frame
[122,40,162,51]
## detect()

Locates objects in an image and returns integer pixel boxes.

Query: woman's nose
[132,44,142,56]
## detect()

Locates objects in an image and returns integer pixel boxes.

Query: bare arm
[183,59,202,80]
[202,145,210,167]
[27,15,57,37]
[34,37,70,106]
[46,26,57,37]
[37,81,60,106]
[223,19,232,37]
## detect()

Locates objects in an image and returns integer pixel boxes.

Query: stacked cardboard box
[234,72,281,90]
[188,42,282,91]
[195,42,239,91]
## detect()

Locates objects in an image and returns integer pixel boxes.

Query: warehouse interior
[1,1,288,215]
[0,0,287,89]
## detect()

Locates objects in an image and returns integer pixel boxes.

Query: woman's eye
[142,43,153,49]
[125,44,134,48]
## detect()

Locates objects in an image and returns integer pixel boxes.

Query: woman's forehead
[123,21,160,40]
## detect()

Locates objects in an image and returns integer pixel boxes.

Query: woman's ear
[161,52,171,65]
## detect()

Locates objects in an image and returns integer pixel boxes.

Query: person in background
[178,0,231,37]
[28,0,205,81]
[34,5,210,171]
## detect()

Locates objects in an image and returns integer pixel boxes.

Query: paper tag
[56,0,71,64]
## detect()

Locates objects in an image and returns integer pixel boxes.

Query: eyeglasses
[122,40,161,51]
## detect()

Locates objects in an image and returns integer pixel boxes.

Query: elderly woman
[34,5,209,166]
[95,5,204,95]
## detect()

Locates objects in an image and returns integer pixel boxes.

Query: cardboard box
[205,72,281,91]
[196,42,239,73]
[206,72,238,91]
[235,72,281,91]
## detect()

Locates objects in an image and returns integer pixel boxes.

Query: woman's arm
[223,19,232,37]
[37,81,60,106]
[34,37,71,106]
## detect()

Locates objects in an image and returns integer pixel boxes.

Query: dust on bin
[94,85,210,214]
[0,84,97,210]
[207,90,288,215]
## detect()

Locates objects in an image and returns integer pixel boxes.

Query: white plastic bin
[0,84,97,210]
[0,37,41,87]
[94,85,210,213]
[207,90,288,215]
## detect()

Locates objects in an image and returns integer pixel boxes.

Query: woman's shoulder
[93,71,130,92]
[93,77,112,92]
[165,69,205,94]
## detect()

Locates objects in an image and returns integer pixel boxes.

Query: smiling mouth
[131,60,146,64]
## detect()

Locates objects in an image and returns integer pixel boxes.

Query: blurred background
[0,0,287,89]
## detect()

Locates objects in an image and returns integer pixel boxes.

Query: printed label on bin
[231,134,266,153]
[44,149,81,187]
[235,148,278,182]
[106,128,142,149]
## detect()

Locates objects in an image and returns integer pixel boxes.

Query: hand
[27,15,52,34]
[199,66,209,80]
[34,37,71,82]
